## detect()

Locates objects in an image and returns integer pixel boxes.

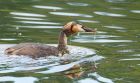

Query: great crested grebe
[5,21,96,58]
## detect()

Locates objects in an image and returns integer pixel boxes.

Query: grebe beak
[71,23,96,33]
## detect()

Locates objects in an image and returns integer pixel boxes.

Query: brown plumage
[5,43,59,58]
[5,21,96,58]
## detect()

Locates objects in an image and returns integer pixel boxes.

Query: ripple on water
[0,38,17,41]
[16,25,62,28]
[12,17,45,21]
[110,7,125,10]
[78,78,100,83]
[72,39,133,43]
[17,21,60,25]
[119,58,140,61]
[130,10,140,14]
[94,11,126,17]
[10,12,46,17]
[104,25,125,29]
[132,54,140,56]
[72,34,133,43]
[49,12,93,18]
[38,55,104,74]
[117,49,134,53]
[75,34,120,39]
[88,72,114,83]
[78,20,99,23]
[0,76,38,83]
[67,2,89,6]
[105,0,128,3]
[33,5,63,10]
[0,44,104,74]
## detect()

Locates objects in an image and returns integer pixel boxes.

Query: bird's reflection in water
[64,64,84,79]
[62,61,97,79]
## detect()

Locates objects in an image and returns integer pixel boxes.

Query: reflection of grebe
[5,21,96,58]
[64,63,97,79]
[64,64,84,79]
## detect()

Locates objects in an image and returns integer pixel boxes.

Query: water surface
[0,0,140,83]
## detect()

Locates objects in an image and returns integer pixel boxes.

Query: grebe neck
[57,31,69,55]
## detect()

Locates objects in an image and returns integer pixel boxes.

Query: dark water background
[0,0,140,83]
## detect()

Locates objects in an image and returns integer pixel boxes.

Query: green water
[0,0,140,83]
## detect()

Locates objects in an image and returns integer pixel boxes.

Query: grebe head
[63,21,96,36]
